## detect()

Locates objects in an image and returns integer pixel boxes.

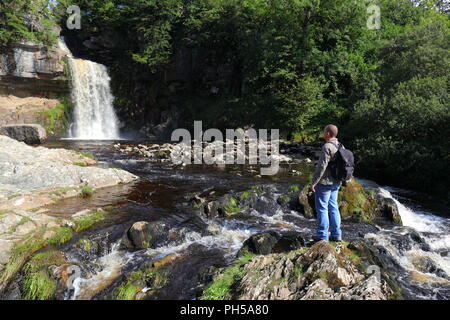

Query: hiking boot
[330,237,342,242]
[307,237,327,246]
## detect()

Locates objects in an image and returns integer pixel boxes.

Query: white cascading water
[58,38,121,140]
[359,180,450,297]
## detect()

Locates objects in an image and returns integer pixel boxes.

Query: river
[40,139,450,300]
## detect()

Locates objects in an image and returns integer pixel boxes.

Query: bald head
[324,124,338,138]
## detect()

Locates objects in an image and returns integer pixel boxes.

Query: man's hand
[310,184,316,193]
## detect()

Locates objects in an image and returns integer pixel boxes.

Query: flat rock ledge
[0,135,138,207]
[0,135,138,275]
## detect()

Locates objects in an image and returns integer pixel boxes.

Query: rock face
[0,89,65,129]
[0,41,70,136]
[0,124,47,144]
[0,41,66,80]
[205,241,394,300]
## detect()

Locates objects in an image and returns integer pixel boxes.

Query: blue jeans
[315,184,342,240]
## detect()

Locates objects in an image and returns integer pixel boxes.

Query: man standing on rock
[310,124,342,242]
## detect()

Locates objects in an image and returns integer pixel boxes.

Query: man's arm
[311,145,331,189]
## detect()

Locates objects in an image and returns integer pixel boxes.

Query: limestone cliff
[0,40,71,136]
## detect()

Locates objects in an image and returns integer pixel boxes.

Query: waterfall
[58,38,121,140]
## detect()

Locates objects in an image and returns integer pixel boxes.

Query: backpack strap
[326,140,342,150]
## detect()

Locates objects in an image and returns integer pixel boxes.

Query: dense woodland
[0,0,449,201]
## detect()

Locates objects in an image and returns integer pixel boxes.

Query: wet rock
[409,271,450,285]
[121,221,170,250]
[239,231,305,255]
[121,221,153,250]
[240,232,279,255]
[112,244,228,300]
[115,139,294,164]
[375,188,402,224]
[177,215,211,237]
[0,124,47,144]
[196,185,295,219]
[411,256,444,276]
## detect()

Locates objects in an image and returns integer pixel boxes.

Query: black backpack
[327,141,354,182]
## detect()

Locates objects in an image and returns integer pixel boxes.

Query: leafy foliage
[0,0,58,46]
[3,0,447,199]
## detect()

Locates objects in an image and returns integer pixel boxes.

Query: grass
[341,246,361,265]
[224,197,240,216]
[72,210,108,233]
[78,151,95,160]
[117,284,142,300]
[46,227,74,246]
[318,271,329,281]
[21,250,65,300]
[201,253,255,300]
[277,194,291,205]
[0,207,111,292]
[81,186,94,197]
[240,191,250,200]
[294,264,304,278]
[116,254,177,300]
[38,96,72,135]
[22,269,56,300]
[78,238,91,251]
[54,187,76,196]
[251,185,264,193]
[73,162,87,167]
[0,230,47,292]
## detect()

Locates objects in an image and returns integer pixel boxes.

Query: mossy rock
[338,179,379,222]
[200,189,260,218]
[115,254,178,300]
[21,250,66,300]
[298,183,315,218]
[298,179,379,223]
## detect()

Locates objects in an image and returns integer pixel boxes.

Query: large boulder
[298,184,315,218]
[120,221,170,250]
[298,179,380,223]
[239,231,305,255]
[375,188,402,225]
[203,241,394,300]
[0,124,47,144]
[121,221,153,250]
[338,179,379,222]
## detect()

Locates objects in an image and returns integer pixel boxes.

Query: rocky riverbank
[1,138,447,301]
[0,135,138,287]
[202,240,396,300]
